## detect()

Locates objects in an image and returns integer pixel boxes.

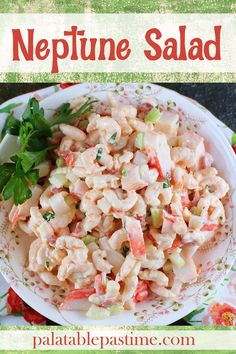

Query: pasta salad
[1,93,230,319]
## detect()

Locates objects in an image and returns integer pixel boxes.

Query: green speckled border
[0,0,235,13]
[1,72,236,83]
[0,1,235,82]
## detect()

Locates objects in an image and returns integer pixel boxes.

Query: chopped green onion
[86,304,110,320]
[121,246,130,257]
[151,208,163,228]
[163,177,171,189]
[45,261,50,269]
[43,211,55,221]
[82,235,98,245]
[122,168,127,177]
[232,132,236,145]
[145,107,161,123]
[109,132,117,145]
[96,147,103,161]
[56,157,64,168]
[168,249,185,269]
[134,132,144,149]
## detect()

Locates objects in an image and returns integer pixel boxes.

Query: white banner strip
[0,329,235,350]
[0,14,235,73]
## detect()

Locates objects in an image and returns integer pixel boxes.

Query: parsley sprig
[0,97,96,205]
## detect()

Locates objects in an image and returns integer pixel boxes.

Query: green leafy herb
[43,211,55,221]
[96,147,103,161]
[26,170,39,185]
[2,161,33,205]
[18,149,49,173]
[49,98,97,127]
[0,102,22,114]
[122,168,127,177]
[45,261,50,268]
[109,132,117,145]
[121,246,130,257]
[163,177,171,189]
[0,163,16,194]
[0,97,98,206]
[1,113,21,140]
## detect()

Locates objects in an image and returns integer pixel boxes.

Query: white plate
[0,83,236,326]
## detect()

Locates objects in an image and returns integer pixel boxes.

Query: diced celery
[145,107,161,123]
[169,249,185,269]
[151,208,163,228]
[109,303,124,315]
[49,174,67,188]
[86,304,110,320]
[82,235,98,246]
[56,157,64,168]
[135,132,144,149]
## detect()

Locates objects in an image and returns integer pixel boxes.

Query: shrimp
[92,250,113,273]
[103,189,138,211]
[142,243,165,270]
[28,207,54,241]
[83,214,102,232]
[149,283,175,298]
[199,175,229,199]
[36,243,66,271]
[59,124,86,141]
[87,116,121,143]
[171,147,195,169]
[69,262,97,288]
[55,236,88,257]
[89,280,120,307]
[172,167,198,190]
[144,182,173,207]
[139,269,169,287]
[196,194,226,224]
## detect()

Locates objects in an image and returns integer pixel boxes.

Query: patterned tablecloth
[0,83,235,326]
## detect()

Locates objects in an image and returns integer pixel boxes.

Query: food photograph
[0,83,235,327]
